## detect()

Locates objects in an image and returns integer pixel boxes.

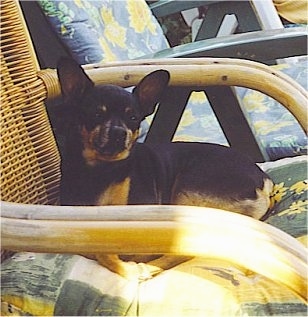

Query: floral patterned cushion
[37,0,169,64]
[237,60,307,159]
[261,156,308,242]
[1,156,307,316]
[172,59,307,160]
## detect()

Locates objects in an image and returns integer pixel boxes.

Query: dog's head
[57,58,169,165]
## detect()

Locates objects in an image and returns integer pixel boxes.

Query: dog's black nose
[94,125,128,156]
[110,126,127,143]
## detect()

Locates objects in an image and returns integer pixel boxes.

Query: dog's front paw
[96,254,151,280]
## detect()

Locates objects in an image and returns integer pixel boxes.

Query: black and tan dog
[57,58,273,278]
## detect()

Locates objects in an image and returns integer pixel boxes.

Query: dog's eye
[130,115,137,121]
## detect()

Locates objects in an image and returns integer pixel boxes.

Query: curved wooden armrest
[2,202,307,301]
[40,58,307,133]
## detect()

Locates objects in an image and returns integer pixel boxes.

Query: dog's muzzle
[94,126,129,155]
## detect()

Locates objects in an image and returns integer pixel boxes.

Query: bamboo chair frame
[1,0,307,302]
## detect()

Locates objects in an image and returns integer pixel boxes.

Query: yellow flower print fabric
[173,60,307,155]
[127,0,157,34]
[270,182,289,206]
[264,158,307,240]
[100,7,127,49]
[235,60,307,159]
[38,0,168,64]
[270,181,308,216]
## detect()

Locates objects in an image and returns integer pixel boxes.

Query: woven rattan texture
[1,0,60,205]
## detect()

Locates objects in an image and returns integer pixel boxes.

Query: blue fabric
[38,0,169,64]
[236,59,307,159]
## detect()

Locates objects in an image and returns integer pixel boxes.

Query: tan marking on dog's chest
[96,177,131,205]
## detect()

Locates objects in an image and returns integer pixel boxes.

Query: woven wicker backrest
[0,0,61,205]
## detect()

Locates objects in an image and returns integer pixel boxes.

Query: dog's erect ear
[133,70,170,117]
[57,57,94,100]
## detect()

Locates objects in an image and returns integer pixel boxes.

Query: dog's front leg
[95,254,144,280]
[146,255,193,276]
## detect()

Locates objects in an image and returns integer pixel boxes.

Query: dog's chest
[96,177,131,205]
[70,157,162,205]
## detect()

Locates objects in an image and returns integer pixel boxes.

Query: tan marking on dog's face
[80,126,140,166]
[96,177,131,205]
[99,105,107,112]
[173,178,274,220]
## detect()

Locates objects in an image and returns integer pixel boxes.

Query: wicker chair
[1,1,307,315]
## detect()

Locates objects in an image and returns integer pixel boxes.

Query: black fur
[57,57,272,219]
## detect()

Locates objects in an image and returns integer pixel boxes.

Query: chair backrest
[0,0,61,205]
